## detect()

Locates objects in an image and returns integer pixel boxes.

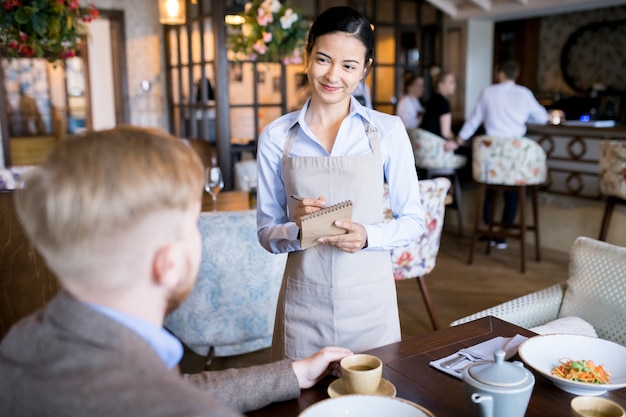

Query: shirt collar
[85,303,183,369]
[292,96,372,130]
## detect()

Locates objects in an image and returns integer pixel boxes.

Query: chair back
[559,236,626,345]
[164,210,287,357]
[383,177,451,280]
[408,128,466,169]
[472,136,547,185]
[599,140,626,199]
[0,166,36,190]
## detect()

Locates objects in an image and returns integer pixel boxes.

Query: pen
[290,194,304,201]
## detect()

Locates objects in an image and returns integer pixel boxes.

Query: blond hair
[15,126,204,283]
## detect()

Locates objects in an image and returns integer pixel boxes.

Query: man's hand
[292,347,353,389]
[318,220,368,253]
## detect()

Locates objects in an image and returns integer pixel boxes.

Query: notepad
[299,200,353,249]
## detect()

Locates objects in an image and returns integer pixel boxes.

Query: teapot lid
[468,350,529,387]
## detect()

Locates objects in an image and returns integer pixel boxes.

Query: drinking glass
[205,166,224,212]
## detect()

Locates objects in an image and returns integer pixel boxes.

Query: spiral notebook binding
[301,200,353,221]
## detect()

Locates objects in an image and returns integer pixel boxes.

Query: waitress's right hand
[293,196,326,229]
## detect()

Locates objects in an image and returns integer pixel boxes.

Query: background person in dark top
[420,70,457,141]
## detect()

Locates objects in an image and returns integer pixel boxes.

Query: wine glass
[205,166,224,212]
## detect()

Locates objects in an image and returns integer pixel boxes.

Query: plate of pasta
[518,334,626,396]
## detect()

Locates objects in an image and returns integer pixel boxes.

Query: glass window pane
[320,0,347,11]
[376,0,394,23]
[203,18,215,61]
[230,107,255,140]
[258,106,282,133]
[168,28,178,66]
[3,58,53,136]
[376,104,394,115]
[191,21,201,63]
[421,3,439,25]
[375,66,395,104]
[376,26,395,65]
[400,1,417,25]
[171,68,180,104]
[229,62,253,105]
[179,26,189,65]
[202,0,212,14]
[286,63,308,112]
[257,63,282,105]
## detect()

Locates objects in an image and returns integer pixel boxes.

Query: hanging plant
[0,0,98,62]
[226,0,309,64]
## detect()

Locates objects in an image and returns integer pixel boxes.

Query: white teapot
[462,350,535,417]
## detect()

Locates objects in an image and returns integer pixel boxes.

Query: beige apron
[272,122,401,360]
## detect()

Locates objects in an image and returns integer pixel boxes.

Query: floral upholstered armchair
[598,140,626,241]
[164,210,287,363]
[408,128,466,170]
[472,136,547,186]
[383,177,451,330]
[0,166,36,190]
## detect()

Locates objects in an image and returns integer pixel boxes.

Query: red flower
[7,39,18,50]
[69,0,79,8]
[56,0,64,4]
[91,8,98,18]
[396,251,413,268]
[2,0,22,11]
[18,44,35,57]
[19,31,28,41]
[60,49,76,59]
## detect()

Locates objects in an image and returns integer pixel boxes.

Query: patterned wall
[537,5,626,96]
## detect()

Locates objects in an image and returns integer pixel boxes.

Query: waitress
[256,6,425,360]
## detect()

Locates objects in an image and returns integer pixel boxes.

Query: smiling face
[306,32,371,107]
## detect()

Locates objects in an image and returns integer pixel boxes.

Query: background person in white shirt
[451,60,548,248]
[396,74,425,129]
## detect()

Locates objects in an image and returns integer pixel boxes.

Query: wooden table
[246,316,626,416]
[201,190,251,212]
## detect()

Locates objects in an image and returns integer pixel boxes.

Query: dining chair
[384,177,451,330]
[164,210,287,366]
[0,166,36,190]
[598,140,626,242]
[408,128,466,236]
[452,236,626,346]
[467,136,547,273]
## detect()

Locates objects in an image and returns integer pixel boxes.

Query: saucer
[327,378,397,398]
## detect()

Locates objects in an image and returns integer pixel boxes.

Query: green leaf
[14,7,35,25]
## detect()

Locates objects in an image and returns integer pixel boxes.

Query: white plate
[518,334,626,396]
[298,395,434,417]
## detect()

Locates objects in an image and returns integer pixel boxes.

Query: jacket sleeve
[182,359,300,413]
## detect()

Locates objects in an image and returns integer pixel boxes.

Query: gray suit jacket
[0,291,300,417]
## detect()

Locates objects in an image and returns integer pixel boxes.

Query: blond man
[0,126,351,417]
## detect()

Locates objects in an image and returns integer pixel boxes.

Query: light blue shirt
[257,97,425,254]
[86,303,183,370]
[458,80,548,140]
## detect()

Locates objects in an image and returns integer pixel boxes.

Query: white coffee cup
[571,396,626,417]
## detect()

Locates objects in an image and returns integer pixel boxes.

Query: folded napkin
[429,334,528,379]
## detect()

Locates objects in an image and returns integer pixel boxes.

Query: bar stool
[598,140,626,242]
[467,136,547,273]
[409,128,466,236]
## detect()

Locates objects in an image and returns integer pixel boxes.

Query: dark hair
[498,60,519,80]
[403,73,423,94]
[305,6,374,66]
[433,70,454,89]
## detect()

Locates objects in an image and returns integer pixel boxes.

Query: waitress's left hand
[318,221,368,253]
